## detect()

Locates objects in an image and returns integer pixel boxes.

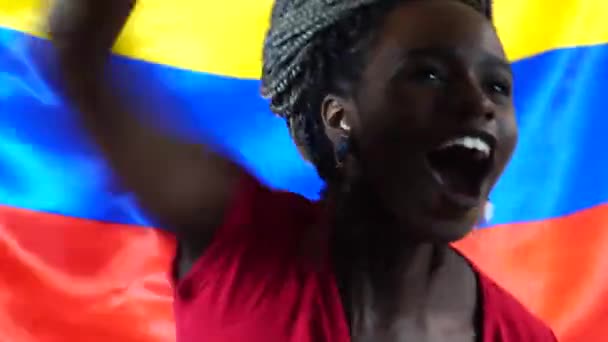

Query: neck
[325,180,451,291]
[325,181,457,327]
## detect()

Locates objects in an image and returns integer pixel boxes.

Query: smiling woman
[46,0,558,341]
[1,0,608,341]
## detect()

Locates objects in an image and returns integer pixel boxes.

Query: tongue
[427,147,486,197]
[438,160,479,197]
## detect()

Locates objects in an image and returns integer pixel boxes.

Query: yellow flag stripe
[1,0,607,79]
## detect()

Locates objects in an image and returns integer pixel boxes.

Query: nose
[454,74,495,123]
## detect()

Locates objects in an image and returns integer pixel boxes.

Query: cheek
[355,111,423,163]
[353,111,428,200]
[358,89,440,141]
[389,84,442,122]
[352,91,437,180]
[493,114,518,181]
[500,114,518,158]
[354,120,412,189]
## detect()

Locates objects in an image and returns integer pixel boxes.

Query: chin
[424,217,476,242]
[396,205,480,243]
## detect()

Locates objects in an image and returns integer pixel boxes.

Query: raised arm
[49,0,243,242]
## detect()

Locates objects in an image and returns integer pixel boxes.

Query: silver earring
[339,120,350,132]
[483,200,494,223]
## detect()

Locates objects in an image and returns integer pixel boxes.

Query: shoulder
[200,172,324,253]
[238,173,320,227]
[475,268,558,341]
[173,173,324,281]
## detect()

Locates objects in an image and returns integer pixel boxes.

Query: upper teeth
[439,136,491,157]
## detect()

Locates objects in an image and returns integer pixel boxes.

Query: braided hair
[261,0,493,182]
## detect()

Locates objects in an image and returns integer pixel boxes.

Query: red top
[173,175,557,342]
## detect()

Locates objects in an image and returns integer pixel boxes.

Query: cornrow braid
[261,0,493,181]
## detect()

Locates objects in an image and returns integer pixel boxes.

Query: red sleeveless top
[173,175,557,342]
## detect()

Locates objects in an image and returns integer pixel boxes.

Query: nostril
[484,111,495,121]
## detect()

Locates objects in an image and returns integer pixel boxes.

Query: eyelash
[405,63,512,98]
[410,65,446,84]
[485,78,512,97]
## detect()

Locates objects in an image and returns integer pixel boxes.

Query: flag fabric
[0,0,607,341]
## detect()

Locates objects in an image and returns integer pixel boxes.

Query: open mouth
[426,133,495,203]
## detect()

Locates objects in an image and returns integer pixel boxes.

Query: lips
[426,130,496,207]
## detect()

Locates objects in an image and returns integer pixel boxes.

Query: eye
[410,66,445,85]
[484,77,512,97]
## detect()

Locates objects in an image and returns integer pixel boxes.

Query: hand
[49,0,136,67]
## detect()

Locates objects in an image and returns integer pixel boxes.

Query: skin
[323,2,517,340]
[324,1,516,242]
[49,0,517,341]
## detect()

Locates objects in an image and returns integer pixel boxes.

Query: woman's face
[329,0,517,242]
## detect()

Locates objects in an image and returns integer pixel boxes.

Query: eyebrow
[405,47,513,76]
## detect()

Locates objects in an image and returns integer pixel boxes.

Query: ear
[320,94,352,137]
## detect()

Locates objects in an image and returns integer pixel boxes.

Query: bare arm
[49,0,243,240]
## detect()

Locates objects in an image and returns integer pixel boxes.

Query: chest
[174,243,479,342]
[344,282,479,342]
[338,255,480,342]
[348,310,478,342]
[174,274,478,342]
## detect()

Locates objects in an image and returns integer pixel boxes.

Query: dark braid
[261,0,493,181]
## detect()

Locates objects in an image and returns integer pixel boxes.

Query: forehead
[371,0,505,61]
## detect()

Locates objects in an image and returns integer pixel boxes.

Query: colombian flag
[0,1,607,341]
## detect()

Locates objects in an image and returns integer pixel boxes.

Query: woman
[50,0,557,341]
